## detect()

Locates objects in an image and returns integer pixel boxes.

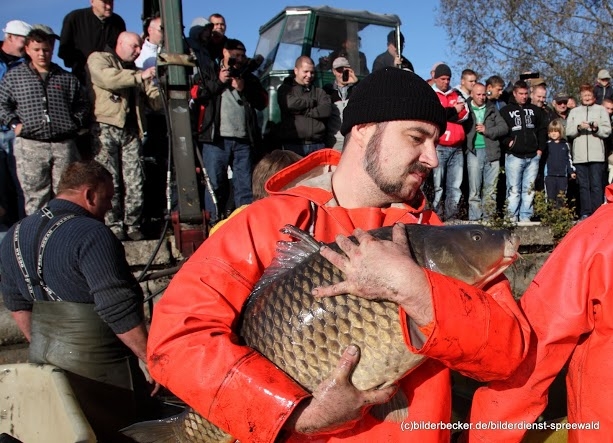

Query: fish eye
[471,232,482,242]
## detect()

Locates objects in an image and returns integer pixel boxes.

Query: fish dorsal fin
[252,224,323,294]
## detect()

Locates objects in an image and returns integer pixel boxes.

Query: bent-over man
[0,160,159,442]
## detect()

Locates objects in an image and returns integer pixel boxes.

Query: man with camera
[323,57,358,151]
[193,38,268,226]
[566,84,611,219]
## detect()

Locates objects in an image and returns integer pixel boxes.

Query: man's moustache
[407,162,431,175]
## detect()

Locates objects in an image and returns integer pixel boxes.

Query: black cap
[434,64,452,78]
[224,39,246,51]
[340,67,447,136]
[553,92,570,102]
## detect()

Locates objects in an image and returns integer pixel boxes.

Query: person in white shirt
[135,15,162,70]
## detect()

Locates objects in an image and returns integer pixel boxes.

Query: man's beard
[363,123,431,197]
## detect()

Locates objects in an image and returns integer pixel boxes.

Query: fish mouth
[472,232,521,289]
[505,233,521,259]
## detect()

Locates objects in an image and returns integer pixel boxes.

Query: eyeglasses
[556,100,568,105]
[334,68,345,73]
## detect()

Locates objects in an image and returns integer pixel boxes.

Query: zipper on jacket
[37,68,53,130]
[586,106,590,163]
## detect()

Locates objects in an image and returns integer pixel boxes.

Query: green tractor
[251,6,401,136]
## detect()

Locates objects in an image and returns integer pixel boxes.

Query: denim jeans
[574,162,605,217]
[282,142,325,157]
[467,149,499,221]
[202,138,253,224]
[505,154,540,221]
[432,146,464,220]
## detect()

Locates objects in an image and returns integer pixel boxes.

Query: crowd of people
[2,2,613,442]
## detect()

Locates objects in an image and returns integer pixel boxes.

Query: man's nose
[420,140,439,169]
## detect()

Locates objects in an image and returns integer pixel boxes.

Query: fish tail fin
[121,417,180,443]
[369,390,410,423]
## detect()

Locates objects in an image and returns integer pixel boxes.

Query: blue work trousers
[202,138,253,224]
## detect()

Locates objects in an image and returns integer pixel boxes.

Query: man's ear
[84,187,97,207]
[352,123,375,146]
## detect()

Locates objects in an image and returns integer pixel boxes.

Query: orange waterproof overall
[148,150,530,442]
[466,185,613,443]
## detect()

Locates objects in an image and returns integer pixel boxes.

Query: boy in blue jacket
[545,119,576,207]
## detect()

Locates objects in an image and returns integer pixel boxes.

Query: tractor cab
[252,6,401,134]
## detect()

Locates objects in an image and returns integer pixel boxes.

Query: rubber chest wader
[13,207,139,390]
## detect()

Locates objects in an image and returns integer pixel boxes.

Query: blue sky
[4,0,456,80]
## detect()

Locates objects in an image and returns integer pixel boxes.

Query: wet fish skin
[122,408,235,443]
[240,223,519,394]
[125,223,519,442]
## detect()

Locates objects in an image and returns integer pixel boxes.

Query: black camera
[342,69,349,82]
[519,71,540,80]
[226,55,264,79]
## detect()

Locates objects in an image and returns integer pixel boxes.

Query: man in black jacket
[58,0,126,84]
[193,39,268,226]
[276,55,331,156]
[499,80,548,223]
[372,31,414,72]
[593,69,613,105]
[0,28,89,216]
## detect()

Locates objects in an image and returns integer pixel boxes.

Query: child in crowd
[545,119,576,207]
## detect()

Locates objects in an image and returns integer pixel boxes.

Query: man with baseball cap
[552,91,571,123]
[323,56,359,150]
[594,68,613,105]
[147,67,529,443]
[0,20,31,235]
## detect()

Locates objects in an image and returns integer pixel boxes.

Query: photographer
[566,84,611,220]
[192,38,268,226]
[323,57,358,151]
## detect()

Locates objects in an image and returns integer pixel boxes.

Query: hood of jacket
[188,18,211,49]
[265,149,429,214]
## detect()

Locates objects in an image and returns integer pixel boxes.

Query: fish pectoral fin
[368,390,409,423]
[121,417,179,443]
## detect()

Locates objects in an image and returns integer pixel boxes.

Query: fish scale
[123,223,520,443]
[241,249,419,393]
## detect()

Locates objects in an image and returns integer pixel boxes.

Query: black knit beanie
[341,67,447,136]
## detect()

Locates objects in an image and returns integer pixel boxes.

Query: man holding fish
[146,68,531,442]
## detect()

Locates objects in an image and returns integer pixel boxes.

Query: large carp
[124,223,520,443]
